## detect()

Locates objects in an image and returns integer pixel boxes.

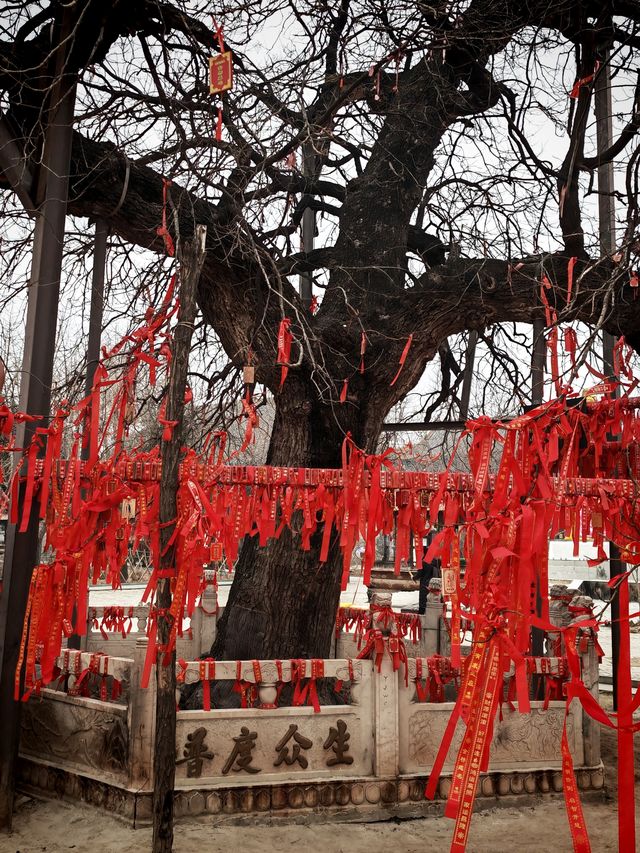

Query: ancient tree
[2,1,640,659]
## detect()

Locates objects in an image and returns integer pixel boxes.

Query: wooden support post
[0,10,76,829]
[152,225,206,853]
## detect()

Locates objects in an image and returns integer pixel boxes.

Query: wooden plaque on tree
[209,53,233,94]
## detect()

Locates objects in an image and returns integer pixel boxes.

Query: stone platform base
[17,758,606,828]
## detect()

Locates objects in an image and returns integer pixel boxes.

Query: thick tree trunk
[212,377,383,661]
[213,526,343,661]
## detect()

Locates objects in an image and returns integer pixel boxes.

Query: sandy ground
[2,726,638,853]
[0,786,627,853]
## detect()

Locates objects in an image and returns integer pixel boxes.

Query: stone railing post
[127,637,155,791]
[370,593,399,777]
[349,665,362,706]
[419,578,442,657]
[136,608,148,635]
[570,595,601,768]
[438,615,451,658]
[258,681,278,709]
[190,607,202,659]
[192,570,217,659]
[547,584,571,656]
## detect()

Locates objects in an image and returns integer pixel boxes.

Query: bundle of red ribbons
[336,605,422,646]
[3,275,640,852]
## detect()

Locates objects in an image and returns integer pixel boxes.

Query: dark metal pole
[459,331,477,421]
[299,142,314,311]
[531,319,546,407]
[0,9,76,829]
[595,51,623,710]
[84,221,108,404]
[531,319,546,661]
[68,220,108,650]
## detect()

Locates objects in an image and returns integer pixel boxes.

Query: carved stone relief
[406,704,580,771]
[21,697,129,777]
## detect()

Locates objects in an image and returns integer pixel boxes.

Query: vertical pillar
[595,52,623,713]
[153,226,206,853]
[568,596,601,769]
[84,220,108,401]
[370,593,399,777]
[531,320,545,407]
[299,142,314,311]
[530,319,546,660]
[69,219,108,651]
[420,579,442,657]
[0,11,76,828]
[128,638,156,793]
[459,330,477,420]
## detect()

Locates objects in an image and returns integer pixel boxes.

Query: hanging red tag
[569,62,599,99]
[360,332,367,374]
[390,334,413,386]
[209,52,233,94]
[156,178,175,257]
[277,318,293,388]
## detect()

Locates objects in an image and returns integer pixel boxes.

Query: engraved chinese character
[323,718,353,766]
[274,724,313,768]
[222,726,261,774]
[176,727,213,778]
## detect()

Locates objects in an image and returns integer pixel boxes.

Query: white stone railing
[173,657,375,788]
[334,596,459,660]
[19,649,135,790]
[81,580,218,659]
[18,622,603,823]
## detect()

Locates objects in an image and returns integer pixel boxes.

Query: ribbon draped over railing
[336,605,422,647]
[89,606,134,640]
[356,607,409,685]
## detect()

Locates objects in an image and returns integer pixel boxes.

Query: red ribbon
[156,178,175,257]
[277,318,293,388]
[390,334,413,386]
